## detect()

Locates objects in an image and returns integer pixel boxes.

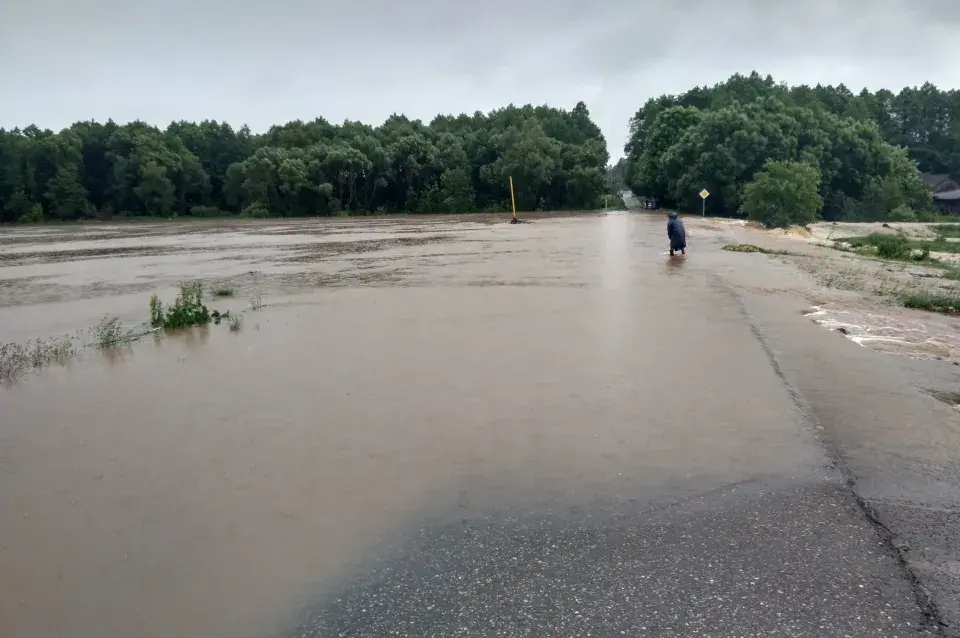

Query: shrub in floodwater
[149,282,212,330]
[211,309,235,325]
[213,286,234,297]
[227,314,242,332]
[249,295,263,311]
[94,316,125,348]
[149,294,164,328]
[1,337,76,381]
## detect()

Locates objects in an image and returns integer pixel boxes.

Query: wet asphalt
[293,483,932,637]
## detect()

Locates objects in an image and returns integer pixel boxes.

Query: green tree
[624,72,938,221]
[135,161,175,216]
[632,105,702,203]
[742,160,822,228]
[44,165,90,220]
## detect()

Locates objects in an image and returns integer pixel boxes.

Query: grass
[213,286,235,297]
[797,254,960,316]
[1,337,77,381]
[249,295,263,311]
[932,223,960,238]
[902,291,960,314]
[838,232,960,258]
[149,282,212,330]
[833,233,960,282]
[227,314,242,332]
[93,316,126,348]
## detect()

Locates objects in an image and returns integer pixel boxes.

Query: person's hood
[668,211,678,219]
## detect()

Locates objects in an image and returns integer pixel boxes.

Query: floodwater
[1,213,958,637]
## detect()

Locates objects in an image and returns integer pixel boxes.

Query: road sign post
[699,188,710,217]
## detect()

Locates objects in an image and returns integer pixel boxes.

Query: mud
[2,213,959,637]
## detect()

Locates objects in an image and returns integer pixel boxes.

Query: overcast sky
[2,0,959,158]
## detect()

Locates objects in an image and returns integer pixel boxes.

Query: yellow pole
[509,176,517,221]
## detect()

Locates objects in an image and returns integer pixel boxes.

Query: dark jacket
[667,212,686,249]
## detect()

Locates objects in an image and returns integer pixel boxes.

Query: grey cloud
[2,0,959,158]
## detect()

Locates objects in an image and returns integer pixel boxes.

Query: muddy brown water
[2,213,959,637]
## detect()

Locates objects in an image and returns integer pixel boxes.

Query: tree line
[625,72,960,225]
[0,103,609,222]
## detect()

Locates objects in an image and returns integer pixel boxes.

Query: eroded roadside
[690,217,960,634]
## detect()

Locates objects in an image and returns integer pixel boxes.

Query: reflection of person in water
[665,253,685,274]
[667,211,686,256]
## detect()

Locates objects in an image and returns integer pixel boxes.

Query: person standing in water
[667,211,686,256]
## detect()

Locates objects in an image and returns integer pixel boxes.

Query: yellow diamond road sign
[699,189,710,199]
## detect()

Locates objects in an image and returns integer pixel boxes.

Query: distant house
[920,173,960,214]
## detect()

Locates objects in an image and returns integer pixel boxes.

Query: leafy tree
[631,105,702,201]
[742,160,822,228]
[135,161,175,216]
[44,165,89,220]
[624,72,940,221]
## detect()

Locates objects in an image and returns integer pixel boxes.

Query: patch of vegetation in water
[722,244,792,255]
[93,316,126,348]
[2,281,246,382]
[213,286,235,297]
[149,282,212,330]
[0,337,76,381]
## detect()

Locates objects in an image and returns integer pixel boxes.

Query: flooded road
[2,214,958,636]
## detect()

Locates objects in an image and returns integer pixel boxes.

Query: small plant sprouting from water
[149,294,164,328]
[227,314,242,332]
[213,286,235,297]
[249,295,263,311]
[148,282,212,330]
[94,316,125,348]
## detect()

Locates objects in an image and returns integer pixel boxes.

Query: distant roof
[920,173,953,185]
[933,188,960,201]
